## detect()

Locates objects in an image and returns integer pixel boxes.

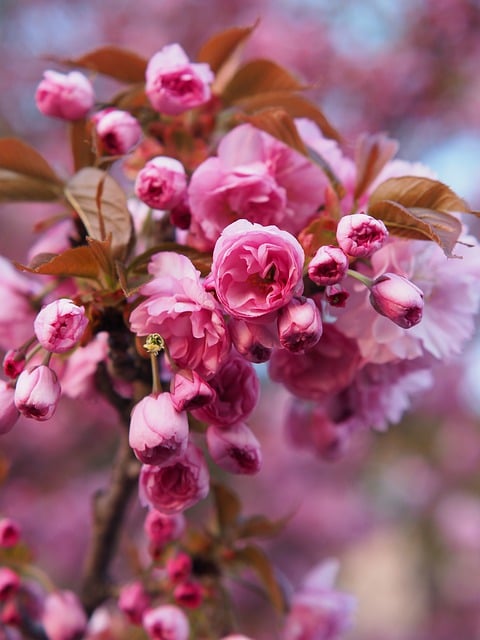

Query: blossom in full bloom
[277,297,323,353]
[188,123,327,249]
[139,442,210,514]
[129,393,189,466]
[145,43,214,115]
[308,245,349,286]
[92,108,142,155]
[206,422,262,474]
[369,272,424,328]
[41,590,88,640]
[35,70,94,120]
[135,156,187,210]
[211,219,305,320]
[129,252,230,379]
[14,365,61,421]
[336,213,388,258]
[34,298,88,354]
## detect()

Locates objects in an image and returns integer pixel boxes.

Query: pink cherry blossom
[277,296,323,353]
[92,108,142,155]
[166,552,192,583]
[35,70,94,120]
[0,518,21,547]
[118,582,151,625]
[129,393,189,466]
[14,365,61,421]
[228,317,278,363]
[211,219,305,320]
[336,213,388,258]
[188,123,327,249]
[142,604,190,640]
[0,380,19,434]
[369,272,424,328]
[41,590,87,640]
[170,370,215,412]
[144,510,185,551]
[145,43,214,115]
[139,442,209,514]
[3,350,26,379]
[173,581,203,609]
[129,252,230,379]
[135,156,187,210]
[0,568,20,602]
[308,245,349,286]
[206,422,262,474]
[34,298,88,354]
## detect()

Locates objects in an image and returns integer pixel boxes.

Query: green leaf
[354,133,399,200]
[65,168,132,260]
[233,545,287,613]
[60,46,148,83]
[15,245,101,279]
[222,59,304,105]
[212,483,241,532]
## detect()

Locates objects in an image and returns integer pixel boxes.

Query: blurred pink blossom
[92,108,142,155]
[35,70,94,120]
[142,604,189,640]
[206,422,262,474]
[41,590,87,640]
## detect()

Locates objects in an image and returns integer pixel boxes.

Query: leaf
[233,545,287,613]
[65,168,132,259]
[222,59,304,105]
[0,170,62,202]
[244,108,307,155]
[237,514,292,540]
[368,176,470,213]
[60,46,148,83]
[15,245,100,279]
[354,133,399,200]
[212,483,241,532]
[234,92,341,142]
[69,119,96,171]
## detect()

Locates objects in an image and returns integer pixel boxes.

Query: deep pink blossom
[228,317,278,363]
[369,272,424,328]
[277,297,323,353]
[139,442,209,514]
[188,123,327,249]
[41,590,87,640]
[0,568,20,602]
[192,351,259,427]
[142,604,189,640]
[206,422,262,474]
[144,510,185,551]
[129,393,189,465]
[336,213,388,258]
[0,381,19,434]
[135,156,187,210]
[118,582,151,625]
[93,108,142,155]
[325,285,349,308]
[170,370,215,412]
[0,518,21,547]
[3,350,26,379]
[211,219,305,320]
[173,581,203,609]
[35,70,94,120]
[34,298,88,354]
[129,252,230,379]
[308,245,349,286]
[145,43,213,115]
[14,365,61,421]
[166,552,192,583]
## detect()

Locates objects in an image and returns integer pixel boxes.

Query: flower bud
[129,393,189,466]
[0,381,19,434]
[35,70,94,120]
[0,518,21,547]
[34,298,88,354]
[142,604,189,640]
[170,370,215,412]
[277,297,323,353]
[41,590,87,640]
[336,213,388,257]
[228,318,276,363]
[118,581,151,625]
[308,245,349,286]
[3,350,26,379]
[325,284,349,307]
[206,423,262,475]
[93,108,142,155]
[173,581,203,609]
[166,552,192,584]
[144,510,186,552]
[14,366,61,421]
[0,568,20,602]
[135,156,187,210]
[369,272,424,328]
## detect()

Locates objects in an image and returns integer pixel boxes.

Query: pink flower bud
[146,43,214,115]
[144,510,186,551]
[369,272,424,328]
[325,284,349,307]
[308,245,349,286]
[41,590,87,640]
[0,568,20,601]
[129,393,189,466]
[118,581,151,625]
[336,213,388,257]
[0,381,19,434]
[93,108,142,155]
[142,604,190,640]
[34,298,88,354]
[0,518,21,547]
[228,318,277,363]
[170,370,215,412]
[139,443,210,514]
[14,366,61,421]
[35,70,94,120]
[166,552,192,583]
[135,156,187,210]
[277,297,323,353]
[206,423,262,475]
[3,350,26,379]
[173,581,203,609]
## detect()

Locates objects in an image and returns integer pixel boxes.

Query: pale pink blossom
[308,245,349,286]
[228,317,278,363]
[93,108,142,155]
[14,365,61,421]
[188,123,327,249]
[146,43,213,115]
[142,604,190,640]
[336,213,388,258]
[277,297,323,353]
[35,70,94,120]
[129,252,230,379]
[0,380,19,434]
[129,393,189,466]
[369,272,424,328]
[139,442,209,514]
[192,351,259,428]
[34,298,88,353]
[0,518,21,547]
[144,510,185,551]
[41,590,87,640]
[170,370,215,412]
[59,332,109,399]
[135,156,187,210]
[206,422,262,474]
[118,581,151,625]
[28,219,77,264]
[211,219,305,320]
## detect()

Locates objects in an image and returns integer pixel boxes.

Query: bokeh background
[1,1,480,638]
